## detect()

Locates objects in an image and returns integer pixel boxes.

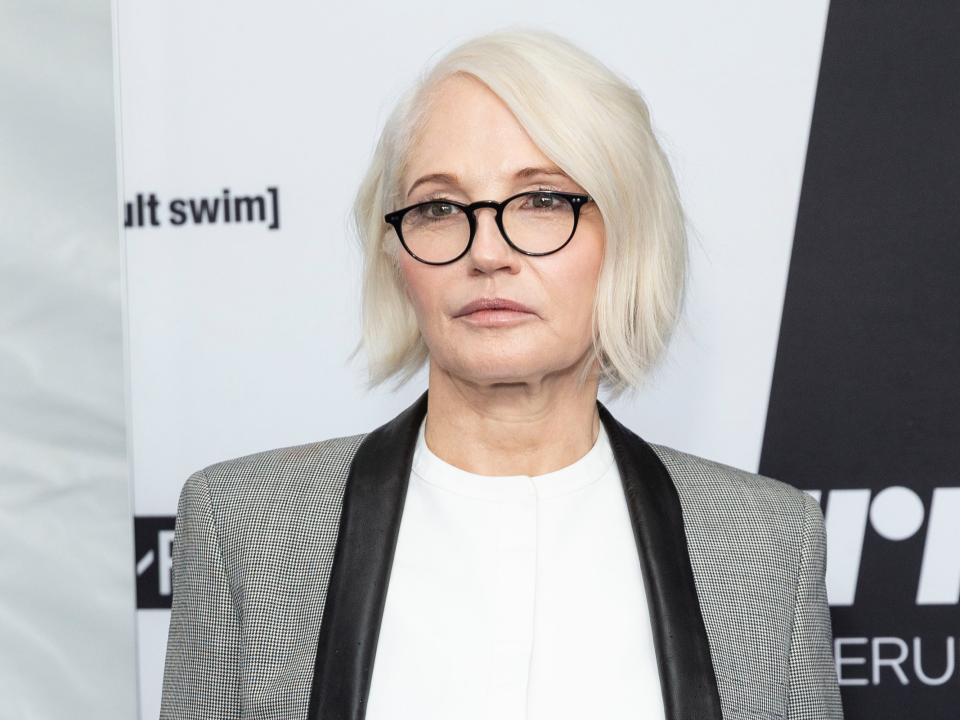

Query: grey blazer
[159,389,843,720]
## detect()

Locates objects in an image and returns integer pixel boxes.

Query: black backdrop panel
[760,0,960,716]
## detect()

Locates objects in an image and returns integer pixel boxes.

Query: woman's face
[397,74,605,389]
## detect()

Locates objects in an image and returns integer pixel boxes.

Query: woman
[160,28,843,720]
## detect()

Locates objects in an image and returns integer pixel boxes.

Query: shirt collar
[411,414,615,501]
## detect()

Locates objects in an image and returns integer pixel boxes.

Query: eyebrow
[405,166,572,200]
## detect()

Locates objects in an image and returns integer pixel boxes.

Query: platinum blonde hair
[348,27,688,401]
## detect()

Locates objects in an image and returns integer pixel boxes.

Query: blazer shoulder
[646,441,818,525]
[192,431,369,514]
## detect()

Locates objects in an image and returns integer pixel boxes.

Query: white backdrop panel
[115,2,829,716]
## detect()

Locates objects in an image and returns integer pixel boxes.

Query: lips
[454,297,537,317]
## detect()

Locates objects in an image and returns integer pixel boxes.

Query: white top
[365,415,665,720]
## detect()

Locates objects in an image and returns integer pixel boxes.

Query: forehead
[403,75,557,193]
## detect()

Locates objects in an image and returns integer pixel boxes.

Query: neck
[422,358,602,477]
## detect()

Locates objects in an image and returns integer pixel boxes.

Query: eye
[423,201,457,217]
[409,199,463,223]
[530,192,558,208]
[517,190,567,212]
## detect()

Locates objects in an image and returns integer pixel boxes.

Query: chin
[456,356,558,383]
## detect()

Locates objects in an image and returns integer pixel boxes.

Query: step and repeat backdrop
[115,1,959,718]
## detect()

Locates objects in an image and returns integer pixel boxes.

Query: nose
[467,205,519,273]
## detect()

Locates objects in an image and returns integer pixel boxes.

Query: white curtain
[0,1,136,718]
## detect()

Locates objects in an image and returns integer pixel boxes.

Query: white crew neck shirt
[365,415,665,720]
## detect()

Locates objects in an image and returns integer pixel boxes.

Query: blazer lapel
[307,390,427,720]
[308,389,722,720]
[596,400,723,720]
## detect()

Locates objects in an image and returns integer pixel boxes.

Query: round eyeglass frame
[383,190,594,266]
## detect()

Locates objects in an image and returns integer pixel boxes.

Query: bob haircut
[348,27,688,401]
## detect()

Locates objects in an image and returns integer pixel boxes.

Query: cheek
[540,247,602,353]
[550,229,604,319]
[398,255,428,309]
[399,257,446,328]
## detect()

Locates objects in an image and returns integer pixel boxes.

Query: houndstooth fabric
[159,434,843,720]
[649,445,843,720]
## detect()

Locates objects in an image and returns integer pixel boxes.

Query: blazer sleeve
[159,469,242,720]
[787,491,844,720]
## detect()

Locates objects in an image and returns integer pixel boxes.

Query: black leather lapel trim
[308,389,429,720]
[307,391,721,720]
[597,400,723,720]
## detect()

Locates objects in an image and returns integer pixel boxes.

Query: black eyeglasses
[384,190,594,265]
